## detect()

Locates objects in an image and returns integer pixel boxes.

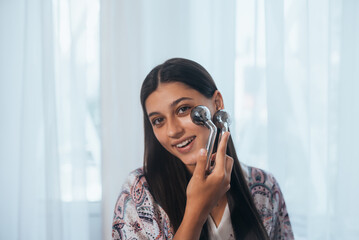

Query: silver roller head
[190,105,211,125]
[190,105,217,173]
[213,109,231,132]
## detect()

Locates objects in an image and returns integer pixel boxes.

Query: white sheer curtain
[0,0,99,239]
[100,0,236,239]
[0,1,62,239]
[235,0,359,239]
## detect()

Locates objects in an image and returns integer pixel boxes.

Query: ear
[212,90,224,111]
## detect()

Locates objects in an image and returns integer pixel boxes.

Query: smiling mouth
[175,136,196,148]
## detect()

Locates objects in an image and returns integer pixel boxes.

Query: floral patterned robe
[112,164,294,239]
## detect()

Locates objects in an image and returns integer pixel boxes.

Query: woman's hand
[173,132,234,240]
[186,131,234,221]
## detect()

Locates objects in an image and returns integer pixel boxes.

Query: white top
[207,203,235,240]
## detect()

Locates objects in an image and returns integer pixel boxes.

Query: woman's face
[145,82,223,171]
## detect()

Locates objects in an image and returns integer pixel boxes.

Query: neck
[210,194,228,227]
[186,164,196,174]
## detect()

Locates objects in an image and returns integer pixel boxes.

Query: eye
[177,106,191,115]
[151,117,164,127]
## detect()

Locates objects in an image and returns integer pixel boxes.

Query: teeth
[176,137,194,148]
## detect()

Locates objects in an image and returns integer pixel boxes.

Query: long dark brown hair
[140,58,269,240]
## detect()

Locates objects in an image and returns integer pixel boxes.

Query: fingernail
[200,148,206,156]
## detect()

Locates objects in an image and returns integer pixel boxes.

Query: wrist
[173,210,206,240]
[183,206,208,229]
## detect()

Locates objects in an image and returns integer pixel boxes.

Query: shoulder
[241,163,283,218]
[240,163,294,239]
[113,167,155,223]
[121,167,147,192]
[241,163,282,217]
[113,168,174,240]
[113,168,147,215]
[240,163,280,196]
[119,168,148,202]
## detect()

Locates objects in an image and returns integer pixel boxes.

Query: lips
[175,136,195,148]
[173,136,196,154]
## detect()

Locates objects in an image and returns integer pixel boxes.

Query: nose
[166,117,184,138]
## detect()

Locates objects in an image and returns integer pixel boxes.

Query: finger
[192,148,207,178]
[213,132,230,173]
[225,156,234,176]
[218,131,230,155]
[225,157,234,192]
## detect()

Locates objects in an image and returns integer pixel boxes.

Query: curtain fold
[1,0,98,239]
[334,0,359,238]
[0,0,63,239]
[236,0,359,239]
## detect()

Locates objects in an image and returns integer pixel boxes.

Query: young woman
[112,58,294,240]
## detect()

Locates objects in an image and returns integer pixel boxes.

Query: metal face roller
[213,109,231,144]
[190,105,217,172]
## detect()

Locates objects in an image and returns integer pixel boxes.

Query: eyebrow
[148,97,193,118]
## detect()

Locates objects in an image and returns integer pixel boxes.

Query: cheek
[181,115,195,128]
[152,128,167,147]
[181,117,211,145]
[198,128,211,147]
[152,116,210,147]
[180,116,205,135]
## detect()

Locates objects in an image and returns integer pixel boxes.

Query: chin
[177,156,197,166]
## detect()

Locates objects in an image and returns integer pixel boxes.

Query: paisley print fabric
[112,168,174,240]
[242,164,294,239]
[112,165,294,239]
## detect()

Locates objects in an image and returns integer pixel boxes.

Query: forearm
[173,208,207,240]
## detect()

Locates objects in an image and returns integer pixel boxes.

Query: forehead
[145,82,205,112]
